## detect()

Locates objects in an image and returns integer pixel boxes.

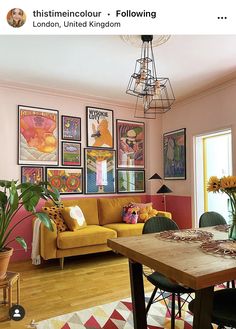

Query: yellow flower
[207,176,220,192]
[220,176,236,190]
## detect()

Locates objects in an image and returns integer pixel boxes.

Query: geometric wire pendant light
[126,35,175,119]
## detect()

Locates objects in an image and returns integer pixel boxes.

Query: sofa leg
[59,257,64,270]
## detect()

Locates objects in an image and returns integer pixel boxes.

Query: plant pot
[0,247,13,280]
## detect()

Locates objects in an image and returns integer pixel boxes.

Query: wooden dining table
[107,227,236,329]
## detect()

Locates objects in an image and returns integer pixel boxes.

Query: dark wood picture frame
[163,128,186,180]
[18,105,59,165]
[61,115,81,141]
[46,167,83,194]
[61,141,81,166]
[86,106,114,149]
[116,119,145,168]
[84,148,116,194]
[117,169,145,193]
[21,166,44,184]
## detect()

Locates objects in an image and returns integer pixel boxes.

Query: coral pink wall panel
[149,194,192,229]
[166,195,192,229]
[8,199,45,262]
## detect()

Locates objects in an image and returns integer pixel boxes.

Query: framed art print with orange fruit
[18,105,59,165]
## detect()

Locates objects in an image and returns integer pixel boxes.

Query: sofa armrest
[157,211,172,219]
[40,220,58,260]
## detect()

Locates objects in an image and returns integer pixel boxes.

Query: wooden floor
[0,251,152,328]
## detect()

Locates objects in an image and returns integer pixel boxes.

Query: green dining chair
[199,211,227,227]
[199,211,235,289]
[142,216,194,329]
[188,288,236,328]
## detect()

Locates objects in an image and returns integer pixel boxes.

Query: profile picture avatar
[7,8,26,28]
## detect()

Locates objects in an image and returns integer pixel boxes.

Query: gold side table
[0,272,20,313]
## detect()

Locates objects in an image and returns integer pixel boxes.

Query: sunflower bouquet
[207,176,236,240]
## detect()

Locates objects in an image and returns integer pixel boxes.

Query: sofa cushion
[57,225,117,249]
[122,204,139,224]
[103,223,144,237]
[42,206,68,232]
[45,198,99,225]
[61,206,87,231]
[98,196,141,225]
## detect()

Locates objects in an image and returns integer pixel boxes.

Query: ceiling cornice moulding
[0,80,134,111]
[172,74,236,108]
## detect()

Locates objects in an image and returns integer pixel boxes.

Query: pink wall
[162,80,236,226]
[0,84,163,261]
[2,79,236,262]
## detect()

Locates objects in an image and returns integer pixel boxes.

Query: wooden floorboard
[0,251,152,328]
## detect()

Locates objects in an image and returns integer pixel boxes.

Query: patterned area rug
[36,294,194,329]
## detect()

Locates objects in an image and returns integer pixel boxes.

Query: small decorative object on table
[158,229,213,242]
[207,176,236,240]
[201,239,236,258]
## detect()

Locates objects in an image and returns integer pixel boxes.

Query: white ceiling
[1,35,236,106]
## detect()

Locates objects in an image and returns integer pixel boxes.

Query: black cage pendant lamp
[126,35,175,118]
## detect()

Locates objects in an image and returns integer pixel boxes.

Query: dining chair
[188,288,236,328]
[142,216,194,329]
[199,211,235,289]
[199,211,227,227]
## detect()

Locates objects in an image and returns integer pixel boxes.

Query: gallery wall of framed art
[18,104,146,195]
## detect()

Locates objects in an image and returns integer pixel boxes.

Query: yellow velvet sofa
[39,196,171,269]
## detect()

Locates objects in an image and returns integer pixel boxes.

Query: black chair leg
[177,293,181,317]
[171,293,175,329]
[231,280,235,288]
[226,281,230,288]
[146,287,158,314]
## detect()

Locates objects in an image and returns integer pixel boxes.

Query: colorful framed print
[21,166,44,184]
[86,106,114,148]
[18,105,59,165]
[46,167,83,194]
[84,148,115,194]
[62,142,81,166]
[18,105,59,166]
[163,128,186,180]
[116,119,145,168]
[61,115,81,141]
[117,170,145,193]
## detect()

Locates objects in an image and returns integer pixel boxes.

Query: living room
[0,34,236,328]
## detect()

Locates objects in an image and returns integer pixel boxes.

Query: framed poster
[86,106,114,148]
[116,119,145,168]
[62,142,81,166]
[84,148,115,194]
[46,167,83,194]
[61,115,81,141]
[18,105,59,165]
[21,166,44,184]
[117,170,145,193]
[163,128,186,180]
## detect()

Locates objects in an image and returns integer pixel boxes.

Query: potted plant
[0,180,60,279]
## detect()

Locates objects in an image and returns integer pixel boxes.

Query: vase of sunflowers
[207,175,236,240]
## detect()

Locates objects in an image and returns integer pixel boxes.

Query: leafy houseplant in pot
[0,180,60,279]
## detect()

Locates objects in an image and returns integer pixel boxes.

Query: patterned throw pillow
[131,202,157,222]
[61,206,87,231]
[122,203,139,224]
[42,204,68,232]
